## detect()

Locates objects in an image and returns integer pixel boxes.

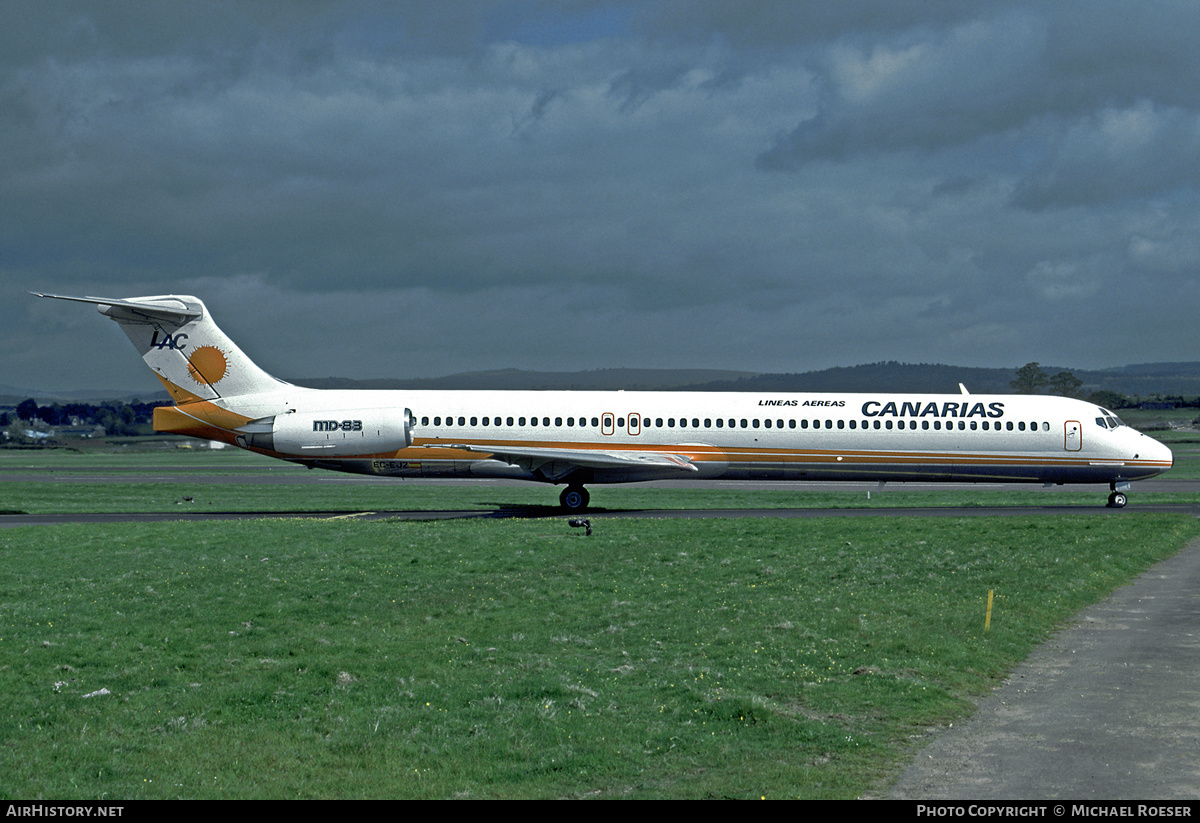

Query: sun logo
[186,345,230,385]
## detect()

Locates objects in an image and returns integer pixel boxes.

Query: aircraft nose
[1143,434,1173,473]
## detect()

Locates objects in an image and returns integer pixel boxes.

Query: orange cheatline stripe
[150,414,1169,470]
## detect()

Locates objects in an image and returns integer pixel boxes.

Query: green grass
[3,443,1199,798]
[3,442,1199,512]
[1150,429,1200,479]
[6,481,1200,514]
[3,513,1199,799]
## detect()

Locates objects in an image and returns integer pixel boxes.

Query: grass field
[2,443,1200,798]
[2,435,1199,513]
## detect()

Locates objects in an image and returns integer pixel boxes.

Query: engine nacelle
[235,408,414,457]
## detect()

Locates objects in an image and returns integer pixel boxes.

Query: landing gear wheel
[559,485,590,512]
[1107,491,1127,508]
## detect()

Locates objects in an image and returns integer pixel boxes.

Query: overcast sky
[5,1,1200,393]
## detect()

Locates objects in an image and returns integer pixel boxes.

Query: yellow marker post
[985,589,994,632]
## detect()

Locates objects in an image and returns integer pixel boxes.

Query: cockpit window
[1096,417,1109,429]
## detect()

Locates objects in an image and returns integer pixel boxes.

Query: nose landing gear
[1107,481,1129,508]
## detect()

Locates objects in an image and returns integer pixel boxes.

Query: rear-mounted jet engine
[236,409,413,457]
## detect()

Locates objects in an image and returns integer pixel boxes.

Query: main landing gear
[559,485,590,512]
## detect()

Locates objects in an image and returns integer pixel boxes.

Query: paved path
[887,539,1200,800]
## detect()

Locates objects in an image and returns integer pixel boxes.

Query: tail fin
[32,292,288,403]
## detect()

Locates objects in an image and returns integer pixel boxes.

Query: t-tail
[31,292,289,442]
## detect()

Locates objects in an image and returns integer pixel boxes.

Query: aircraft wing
[428,443,698,481]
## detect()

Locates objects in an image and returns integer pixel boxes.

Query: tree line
[1009,362,1200,409]
[2,398,168,437]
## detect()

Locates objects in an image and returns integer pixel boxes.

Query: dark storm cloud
[3,1,1200,393]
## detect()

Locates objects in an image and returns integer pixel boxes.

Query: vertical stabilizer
[32,292,288,403]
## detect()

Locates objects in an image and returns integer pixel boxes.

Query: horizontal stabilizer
[33,290,286,401]
[30,292,202,322]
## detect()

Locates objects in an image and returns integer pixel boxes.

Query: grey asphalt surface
[887,537,1200,800]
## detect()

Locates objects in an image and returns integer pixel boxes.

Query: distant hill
[13,362,1200,403]
[686,362,1200,396]
[0,384,169,406]
[1086,363,1200,397]
[685,363,1019,394]
[295,368,758,392]
[294,362,1200,396]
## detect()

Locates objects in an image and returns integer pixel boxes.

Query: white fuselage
[37,292,1173,508]
[213,387,1173,487]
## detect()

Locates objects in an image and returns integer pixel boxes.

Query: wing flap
[428,442,698,479]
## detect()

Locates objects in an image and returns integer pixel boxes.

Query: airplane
[33,291,1173,511]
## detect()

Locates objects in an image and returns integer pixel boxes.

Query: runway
[3,472,1199,527]
[5,501,1200,529]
